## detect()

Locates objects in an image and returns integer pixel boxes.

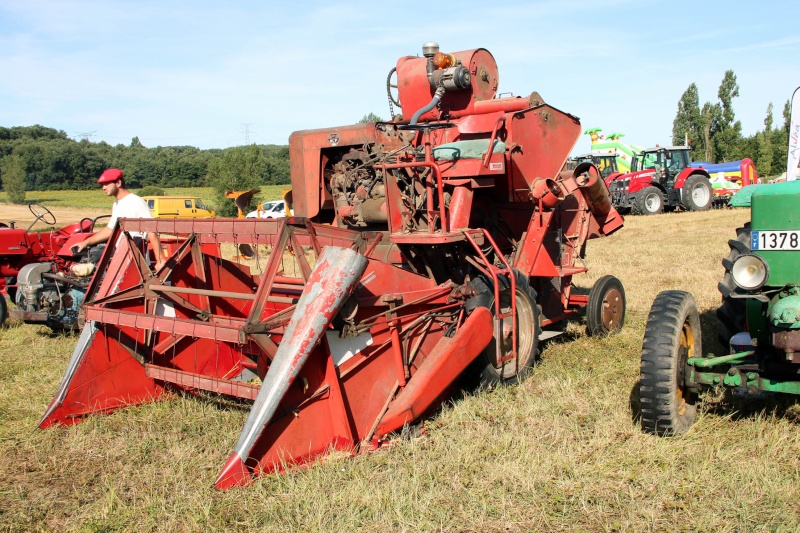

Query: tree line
[0,125,291,211]
[672,70,791,177]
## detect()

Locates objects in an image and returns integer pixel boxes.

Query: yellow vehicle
[143,196,215,219]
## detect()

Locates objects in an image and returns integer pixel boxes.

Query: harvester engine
[39,42,626,489]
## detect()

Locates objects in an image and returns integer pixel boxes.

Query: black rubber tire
[0,293,7,326]
[586,275,626,336]
[682,175,713,211]
[632,186,664,215]
[468,270,540,389]
[716,223,751,347]
[640,290,701,436]
[4,276,16,306]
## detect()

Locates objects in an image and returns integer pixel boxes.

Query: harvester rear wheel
[468,270,540,389]
[632,187,664,215]
[639,290,700,436]
[586,275,626,336]
[716,223,751,348]
[682,175,713,211]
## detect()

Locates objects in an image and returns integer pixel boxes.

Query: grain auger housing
[40,42,625,489]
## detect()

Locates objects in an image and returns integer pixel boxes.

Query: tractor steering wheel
[27,202,57,228]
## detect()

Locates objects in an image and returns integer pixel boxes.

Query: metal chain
[386,68,396,119]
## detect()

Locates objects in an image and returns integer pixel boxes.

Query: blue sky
[1,0,798,155]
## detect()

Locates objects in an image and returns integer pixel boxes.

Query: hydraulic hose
[410,86,446,125]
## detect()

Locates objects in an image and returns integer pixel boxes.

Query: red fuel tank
[395,48,498,122]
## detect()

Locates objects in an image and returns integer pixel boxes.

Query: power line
[74,131,96,141]
[240,123,255,144]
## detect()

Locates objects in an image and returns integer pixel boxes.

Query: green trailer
[638,180,800,436]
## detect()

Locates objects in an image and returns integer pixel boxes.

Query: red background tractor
[607,146,713,215]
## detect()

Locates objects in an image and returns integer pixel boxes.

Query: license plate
[751,230,800,250]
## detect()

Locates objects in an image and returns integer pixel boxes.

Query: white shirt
[109,193,152,238]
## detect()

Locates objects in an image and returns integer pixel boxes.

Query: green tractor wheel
[639,290,701,436]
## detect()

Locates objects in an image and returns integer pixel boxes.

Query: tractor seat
[433,139,505,161]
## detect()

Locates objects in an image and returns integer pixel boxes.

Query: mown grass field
[1,204,799,532]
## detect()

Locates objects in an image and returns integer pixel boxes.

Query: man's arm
[73,225,113,252]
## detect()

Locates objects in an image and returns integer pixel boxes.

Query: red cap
[97,168,123,184]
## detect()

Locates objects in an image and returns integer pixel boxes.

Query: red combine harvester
[40,42,625,489]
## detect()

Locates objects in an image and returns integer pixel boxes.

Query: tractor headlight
[731,254,769,290]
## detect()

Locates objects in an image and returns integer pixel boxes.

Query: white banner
[788,86,800,181]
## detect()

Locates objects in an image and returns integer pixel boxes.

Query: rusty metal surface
[773,330,800,353]
[8,309,49,321]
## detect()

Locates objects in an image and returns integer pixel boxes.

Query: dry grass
[2,208,799,532]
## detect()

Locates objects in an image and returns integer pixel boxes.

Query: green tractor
[638,180,800,436]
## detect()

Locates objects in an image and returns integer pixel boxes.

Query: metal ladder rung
[145,364,260,400]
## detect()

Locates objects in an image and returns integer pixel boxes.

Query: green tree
[1,155,27,203]
[713,70,742,162]
[206,145,267,217]
[755,103,773,177]
[699,102,720,162]
[770,98,792,175]
[672,84,703,158]
[783,99,791,134]
[0,125,289,192]
[358,113,384,123]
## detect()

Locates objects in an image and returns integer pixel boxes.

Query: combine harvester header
[40,42,626,489]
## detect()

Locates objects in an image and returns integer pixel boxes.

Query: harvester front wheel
[639,290,701,436]
[586,275,626,336]
[682,175,713,211]
[632,187,664,215]
[0,293,7,326]
[468,270,540,389]
[716,223,751,348]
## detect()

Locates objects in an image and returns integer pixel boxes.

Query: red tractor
[39,42,626,488]
[0,203,103,329]
[607,146,713,215]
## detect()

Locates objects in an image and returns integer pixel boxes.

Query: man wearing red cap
[74,168,165,270]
